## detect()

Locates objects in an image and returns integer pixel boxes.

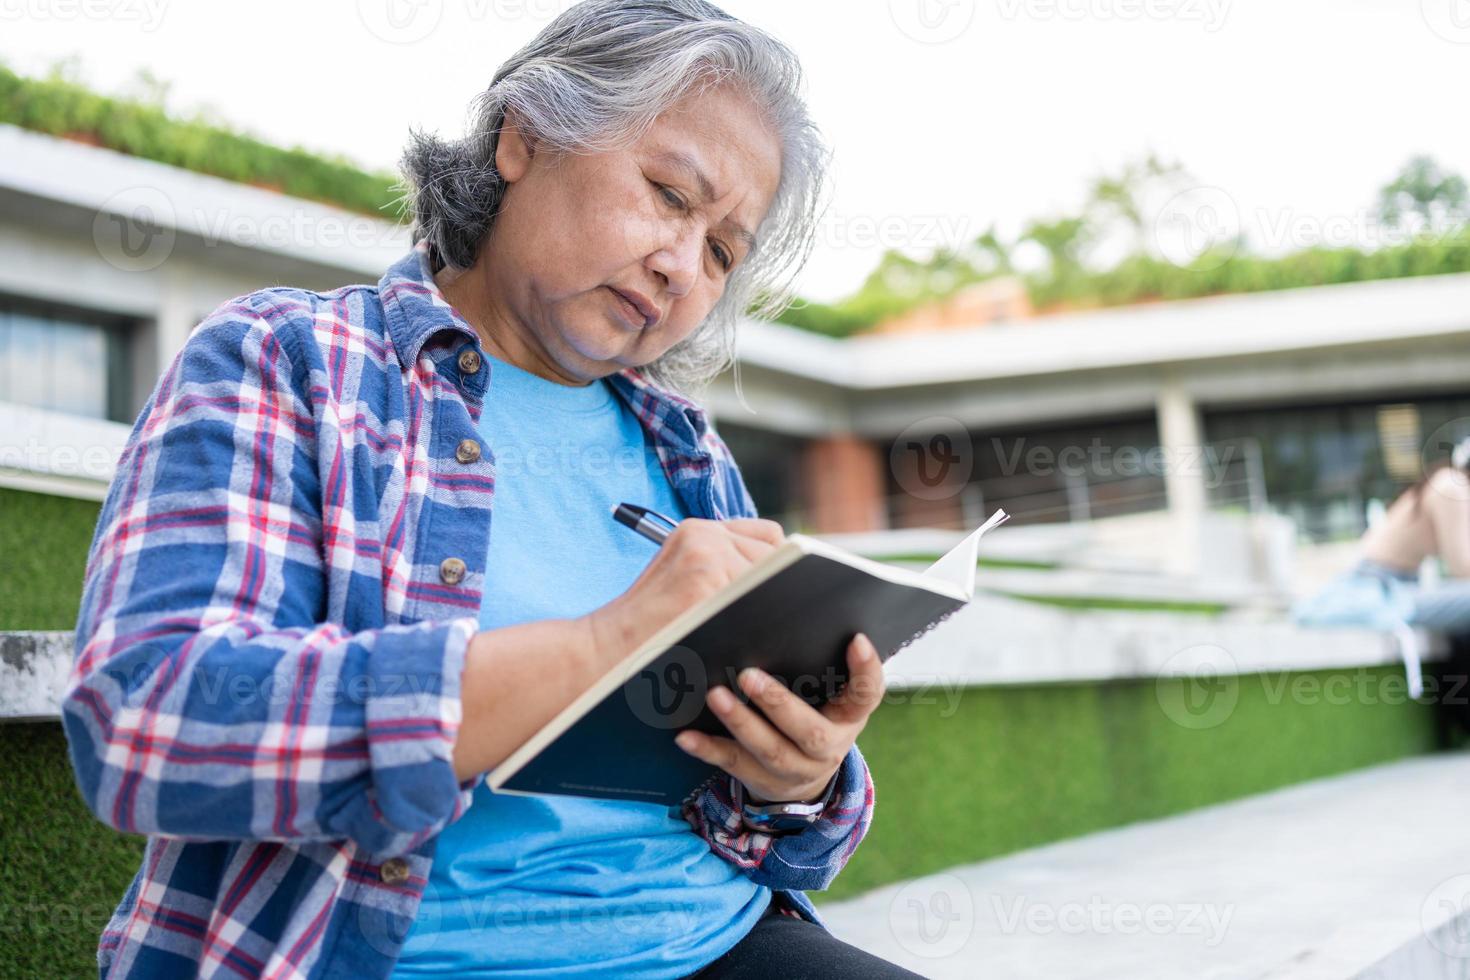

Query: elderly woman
[63,1,921,978]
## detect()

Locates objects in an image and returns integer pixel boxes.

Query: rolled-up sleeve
[682,422,877,888]
[680,744,875,891]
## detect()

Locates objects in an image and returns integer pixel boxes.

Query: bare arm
[451,617,603,782]
[450,517,786,782]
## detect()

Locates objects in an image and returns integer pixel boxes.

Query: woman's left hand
[674,632,885,805]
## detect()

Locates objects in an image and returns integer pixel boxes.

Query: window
[712,422,806,522]
[913,416,1167,526]
[0,298,135,422]
[1204,394,1470,542]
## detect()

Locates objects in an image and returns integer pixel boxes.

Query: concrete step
[819,753,1470,979]
[882,593,1441,690]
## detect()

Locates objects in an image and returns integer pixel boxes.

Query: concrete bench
[1,631,72,721]
[882,593,1446,691]
[3,610,1448,721]
[818,753,1470,979]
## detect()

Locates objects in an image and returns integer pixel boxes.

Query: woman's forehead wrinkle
[652,149,720,203]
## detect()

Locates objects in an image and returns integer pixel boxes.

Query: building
[708,273,1470,551]
[5,122,1470,595]
[10,126,1468,980]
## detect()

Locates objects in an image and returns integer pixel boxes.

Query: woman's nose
[648,226,702,298]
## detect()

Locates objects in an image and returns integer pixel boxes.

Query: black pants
[680,900,928,979]
[1430,632,1470,748]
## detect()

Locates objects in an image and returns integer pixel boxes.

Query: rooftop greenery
[789,154,1470,337]
[5,65,1468,338]
[0,63,401,219]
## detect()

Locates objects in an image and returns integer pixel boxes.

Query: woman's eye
[709,241,732,271]
[651,181,731,271]
[655,184,686,210]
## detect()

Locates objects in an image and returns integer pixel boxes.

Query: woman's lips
[608,287,647,330]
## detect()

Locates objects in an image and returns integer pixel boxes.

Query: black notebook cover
[488,512,1007,806]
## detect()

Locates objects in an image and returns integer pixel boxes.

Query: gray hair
[397,0,830,399]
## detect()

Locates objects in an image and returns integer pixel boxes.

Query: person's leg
[681,903,927,980]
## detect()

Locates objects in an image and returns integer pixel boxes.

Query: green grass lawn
[0,488,100,631]
[864,553,1062,572]
[0,489,1449,966]
[985,591,1231,615]
[0,723,146,980]
[4,662,1448,974]
[820,664,1445,901]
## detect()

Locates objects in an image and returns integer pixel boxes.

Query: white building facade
[5,124,1470,589]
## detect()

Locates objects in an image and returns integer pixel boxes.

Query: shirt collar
[378,241,478,367]
[378,241,712,451]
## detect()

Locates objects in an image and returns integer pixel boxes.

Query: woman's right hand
[583,517,787,665]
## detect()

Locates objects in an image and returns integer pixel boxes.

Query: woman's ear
[495,107,536,183]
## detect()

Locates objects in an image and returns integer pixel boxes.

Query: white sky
[5,0,1469,301]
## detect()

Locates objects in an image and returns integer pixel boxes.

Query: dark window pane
[0,302,132,422]
[1204,393,1470,543]
[3,313,52,410]
[49,321,108,418]
[714,422,806,522]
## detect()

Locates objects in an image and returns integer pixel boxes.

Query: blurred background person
[1293,436,1470,715]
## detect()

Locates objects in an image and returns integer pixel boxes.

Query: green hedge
[0,64,401,219]
[789,233,1470,339]
[0,488,100,631]
[832,664,1447,899]
[8,65,1467,341]
[1029,236,1470,311]
[0,724,146,980]
[2,664,1449,975]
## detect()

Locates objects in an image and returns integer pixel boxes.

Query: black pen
[612,502,679,545]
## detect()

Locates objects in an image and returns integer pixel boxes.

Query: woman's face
[456,82,784,386]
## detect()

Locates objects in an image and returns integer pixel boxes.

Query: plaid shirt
[62,242,875,979]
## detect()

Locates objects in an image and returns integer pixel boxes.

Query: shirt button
[455,438,482,465]
[439,557,467,585]
[458,349,482,375]
[379,856,411,885]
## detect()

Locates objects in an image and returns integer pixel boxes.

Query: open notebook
[487,509,1010,805]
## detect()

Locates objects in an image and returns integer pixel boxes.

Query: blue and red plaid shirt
[62,242,875,979]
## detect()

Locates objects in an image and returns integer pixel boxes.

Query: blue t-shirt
[391,352,770,979]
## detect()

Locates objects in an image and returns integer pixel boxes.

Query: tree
[1085,153,1187,254]
[1377,155,1468,236]
[1022,216,1089,276]
[971,224,1013,275]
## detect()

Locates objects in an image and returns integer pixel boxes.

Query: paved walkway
[819,753,1470,979]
